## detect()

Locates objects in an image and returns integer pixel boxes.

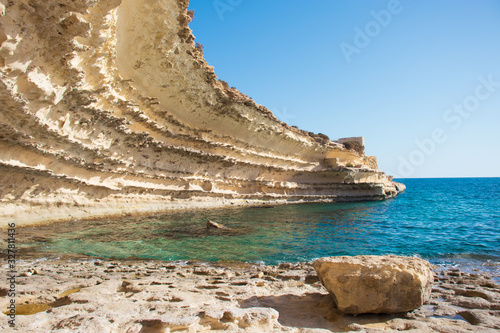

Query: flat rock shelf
[1,259,499,332]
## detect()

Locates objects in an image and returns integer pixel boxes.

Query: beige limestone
[313,255,434,314]
[1,258,499,332]
[0,0,403,227]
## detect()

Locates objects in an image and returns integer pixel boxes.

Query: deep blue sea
[21,178,499,273]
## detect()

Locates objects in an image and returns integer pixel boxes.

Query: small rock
[459,309,500,329]
[278,263,294,270]
[449,296,491,309]
[276,273,302,281]
[433,303,460,317]
[264,276,279,282]
[456,276,498,288]
[446,286,497,301]
[193,268,212,276]
[206,219,227,229]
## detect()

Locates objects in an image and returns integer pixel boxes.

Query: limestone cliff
[0,0,404,227]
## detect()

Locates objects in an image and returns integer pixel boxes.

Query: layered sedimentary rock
[0,0,404,227]
[313,256,434,314]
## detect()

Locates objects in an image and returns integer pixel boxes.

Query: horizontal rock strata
[0,0,404,227]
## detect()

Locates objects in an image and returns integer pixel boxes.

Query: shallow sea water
[17,178,500,274]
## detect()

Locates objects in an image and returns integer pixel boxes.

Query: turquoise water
[20,178,500,268]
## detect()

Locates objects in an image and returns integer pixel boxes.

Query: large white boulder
[313,255,433,314]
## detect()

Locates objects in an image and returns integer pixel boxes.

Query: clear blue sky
[188,0,500,178]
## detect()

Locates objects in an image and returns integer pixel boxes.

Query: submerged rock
[206,219,227,230]
[313,255,433,314]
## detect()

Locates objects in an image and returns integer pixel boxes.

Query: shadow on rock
[239,293,402,331]
[240,293,339,330]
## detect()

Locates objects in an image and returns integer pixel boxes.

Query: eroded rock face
[0,0,403,227]
[313,255,434,314]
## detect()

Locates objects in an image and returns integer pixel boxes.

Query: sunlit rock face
[0,0,404,226]
[313,256,433,314]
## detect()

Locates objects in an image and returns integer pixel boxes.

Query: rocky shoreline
[1,258,499,332]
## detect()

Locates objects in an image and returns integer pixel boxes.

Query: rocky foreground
[1,259,499,332]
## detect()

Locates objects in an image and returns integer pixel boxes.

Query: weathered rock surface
[313,255,434,314]
[0,0,403,227]
[1,258,499,332]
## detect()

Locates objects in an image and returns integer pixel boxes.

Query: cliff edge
[0,0,404,227]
